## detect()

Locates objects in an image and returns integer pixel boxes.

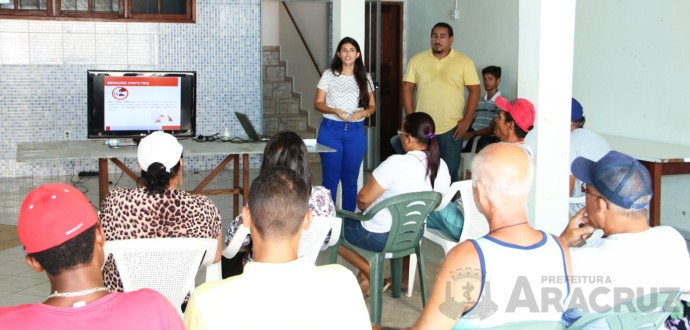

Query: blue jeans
[317,118,367,212]
[390,129,463,182]
[344,218,389,252]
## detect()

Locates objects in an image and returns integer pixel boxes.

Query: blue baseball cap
[571,150,652,210]
[571,98,584,122]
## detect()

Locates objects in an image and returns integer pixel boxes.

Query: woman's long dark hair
[403,112,441,188]
[139,161,181,195]
[261,131,311,187]
[330,37,371,108]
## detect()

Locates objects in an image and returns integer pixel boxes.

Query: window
[0,0,194,22]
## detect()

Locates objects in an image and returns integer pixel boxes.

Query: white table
[601,134,690,227]
[17,139,334,216]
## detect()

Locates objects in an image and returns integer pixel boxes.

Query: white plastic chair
[222,217,342,265]
[222,224,250,259]
[457,180,489,243]
[298,216,342,264]
[423,181,464,255]
[103,237,218,316]
[409,180,489,296]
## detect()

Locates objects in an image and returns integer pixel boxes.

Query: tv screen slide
[104,76,182,131]
[87,70,196,139]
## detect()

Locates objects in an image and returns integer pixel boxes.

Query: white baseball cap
[137,131,183,172]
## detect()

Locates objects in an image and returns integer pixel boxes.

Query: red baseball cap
[18,184,98,254]
[495,96,536,132]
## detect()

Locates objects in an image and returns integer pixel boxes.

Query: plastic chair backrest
[457,180,489,242]
[567,290,682,330]
[222,224,250,259]
[298,216,341,264]
[367,191,441,256]
[435,180,463,212]
[103,237,217,315]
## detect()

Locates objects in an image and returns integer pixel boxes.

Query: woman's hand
[349,108,370,121]
[334,109,351,121]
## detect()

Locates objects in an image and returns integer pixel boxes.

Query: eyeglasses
[581,183,605,200]
[397,130,410,137]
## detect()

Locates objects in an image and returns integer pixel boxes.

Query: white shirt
[568,128,611,216]
[363,150,451,233]
[316,69,374,122]
[569,226,690,313]
[184,258,371,330]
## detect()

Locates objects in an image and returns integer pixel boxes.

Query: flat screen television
[87,70,196,139]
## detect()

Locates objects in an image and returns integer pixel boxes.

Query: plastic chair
[298,216,342,264]
[423,180,464,255]
[223,217,340,265]
[456,179,489,243]
[460,137,480,180]
[410,180,489,296]
[222,224,250,259]
[330,191,442,324]
[103,237,218,316]
[567,291,682,330]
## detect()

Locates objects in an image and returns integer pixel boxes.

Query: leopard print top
[99,188,222,296]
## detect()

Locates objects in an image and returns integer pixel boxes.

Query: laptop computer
[234,112,271,142]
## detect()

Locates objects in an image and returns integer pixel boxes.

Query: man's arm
[412,241,481,330]
[402,82,416,115]
[454,84,480,139]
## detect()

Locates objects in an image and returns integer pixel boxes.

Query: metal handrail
[281,2,322,77]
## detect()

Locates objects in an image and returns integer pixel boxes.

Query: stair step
[262,45,316,148]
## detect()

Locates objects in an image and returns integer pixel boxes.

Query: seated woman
[225,131,336,263]
[338,112,451,294]
[99,131,222,295]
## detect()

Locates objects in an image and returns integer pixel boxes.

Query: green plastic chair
[329,191,442,324]
[567,290,681,330]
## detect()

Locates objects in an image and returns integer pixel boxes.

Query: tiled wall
[0,0,262,178]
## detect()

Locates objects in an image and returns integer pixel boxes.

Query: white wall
[277,2,330,131]
[405,0,690,237]
[262,1,280,46]
[573,0,690,235]
[405,0,519,98]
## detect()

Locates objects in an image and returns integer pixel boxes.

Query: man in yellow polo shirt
[393,22,480,182]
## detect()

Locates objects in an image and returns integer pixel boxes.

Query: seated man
[462,65,502,153]
[567,98,610,217]
[184,167,371,330]
[561,151,690,324]
[411,143,572,329]
[0,184,183,329]
[493,96,536,158]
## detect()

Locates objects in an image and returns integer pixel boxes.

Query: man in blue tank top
[411,143,572,329]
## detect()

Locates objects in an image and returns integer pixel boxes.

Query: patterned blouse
[99,188,222,297]
[225,186,335,259]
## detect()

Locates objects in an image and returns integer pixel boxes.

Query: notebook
[234,112,271,142]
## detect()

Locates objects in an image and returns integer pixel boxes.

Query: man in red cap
[0,183,184,329]
[493,96,536,158]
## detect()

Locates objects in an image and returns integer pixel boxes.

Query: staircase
[262,46,316,139]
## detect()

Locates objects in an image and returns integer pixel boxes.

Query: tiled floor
[1,165,689,328]
[0,165,447,327]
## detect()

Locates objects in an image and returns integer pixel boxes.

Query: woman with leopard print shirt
[99,131,222,299]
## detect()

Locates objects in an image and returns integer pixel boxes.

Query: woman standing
[314,37,375,212]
